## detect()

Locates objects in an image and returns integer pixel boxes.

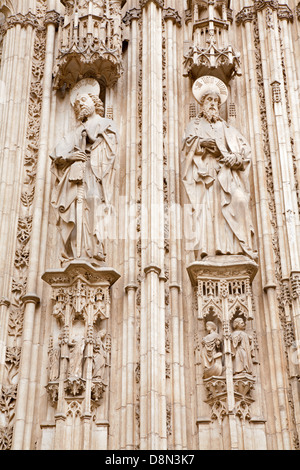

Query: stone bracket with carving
[189,255,259,423]
[42,262,119,414]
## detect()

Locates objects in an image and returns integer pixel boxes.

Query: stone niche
[189,255,267,449]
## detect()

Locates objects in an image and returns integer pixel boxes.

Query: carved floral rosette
[189,255,259,422]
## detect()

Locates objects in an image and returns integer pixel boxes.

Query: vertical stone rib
[140,0,167,450]
[241,11,293,449]
[119,10,139,449]
[165,14,187,449]
[12,4,56,448]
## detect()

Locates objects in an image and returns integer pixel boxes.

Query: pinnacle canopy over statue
[183,76,258,262]
[50,78,118,267]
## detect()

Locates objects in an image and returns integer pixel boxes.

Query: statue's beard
[201,108,221,123]
[77,104,94,121]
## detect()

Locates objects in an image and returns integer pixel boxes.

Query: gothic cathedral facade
[0,0,299,450]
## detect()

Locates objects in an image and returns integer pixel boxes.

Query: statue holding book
[182,76,257,261]
[50,79,118,266]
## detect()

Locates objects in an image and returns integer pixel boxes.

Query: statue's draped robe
[231,329,254,374]
[50,115,118,264]
[201,331,223,379]
[182,116,256,259]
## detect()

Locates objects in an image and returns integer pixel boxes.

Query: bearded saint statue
[50,79,118,266]
[182,76,257,261]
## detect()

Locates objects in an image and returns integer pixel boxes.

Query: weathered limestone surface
[0,0,299,450]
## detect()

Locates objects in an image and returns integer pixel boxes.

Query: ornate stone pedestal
[189,255,266,449]
[41,261,120,450]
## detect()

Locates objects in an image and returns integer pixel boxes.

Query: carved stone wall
[0,0,299,450]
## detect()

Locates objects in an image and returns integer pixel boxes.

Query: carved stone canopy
[187,255,259,287]
[184,0,241,83]
[54,0,124,90]
[42,260,121,288]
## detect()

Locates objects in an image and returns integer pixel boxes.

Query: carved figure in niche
[92,329,107,382]
[68,335,85,379]
[201,321,223,379]
[48,340,61,382]
[231,317,255,375]
[50,79,118,266]
[182,76,257,261]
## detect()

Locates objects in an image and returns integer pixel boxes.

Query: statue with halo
[50,78,118,266]
[182,76,257,261]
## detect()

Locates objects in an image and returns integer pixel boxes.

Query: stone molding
[44,10,61,27]
[163,7,181,25]
[140,0,164,9]
[122,7,141,25]
[3,11,40,33]
[236,1,293,25]
[123,5,181,25]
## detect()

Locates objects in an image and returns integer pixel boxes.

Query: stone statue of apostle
[182,76,257,261]
[50,79,118,266]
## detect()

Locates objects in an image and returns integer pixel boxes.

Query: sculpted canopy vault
[54,0,123,90]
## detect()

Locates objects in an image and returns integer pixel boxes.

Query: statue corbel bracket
[42,261,120,326]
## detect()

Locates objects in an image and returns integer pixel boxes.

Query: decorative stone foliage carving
[5,11,40,30]
[236,2,293,26]
[0,0,48,450]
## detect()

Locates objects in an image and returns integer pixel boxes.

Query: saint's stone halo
[192,75,228,105]
[70,78,101,106]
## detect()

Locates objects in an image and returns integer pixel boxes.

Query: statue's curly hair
[87,93,105,117]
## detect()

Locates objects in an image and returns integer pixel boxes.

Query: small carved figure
[48,342,61,382]
[50,79,118,266]
[68,335,85,379]
[231,317,255,375]
[201,321,223,379]
[182,76,257,261]
[92,329,107,382]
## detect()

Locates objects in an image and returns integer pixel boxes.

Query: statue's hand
[68,151,87,163]
[223,154,236,167]
[200,139,220,157]
[222,153,245,169]
[200,138,216,148]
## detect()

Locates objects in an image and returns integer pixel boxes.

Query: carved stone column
[41,261,119,450]
[139,0,167,450]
